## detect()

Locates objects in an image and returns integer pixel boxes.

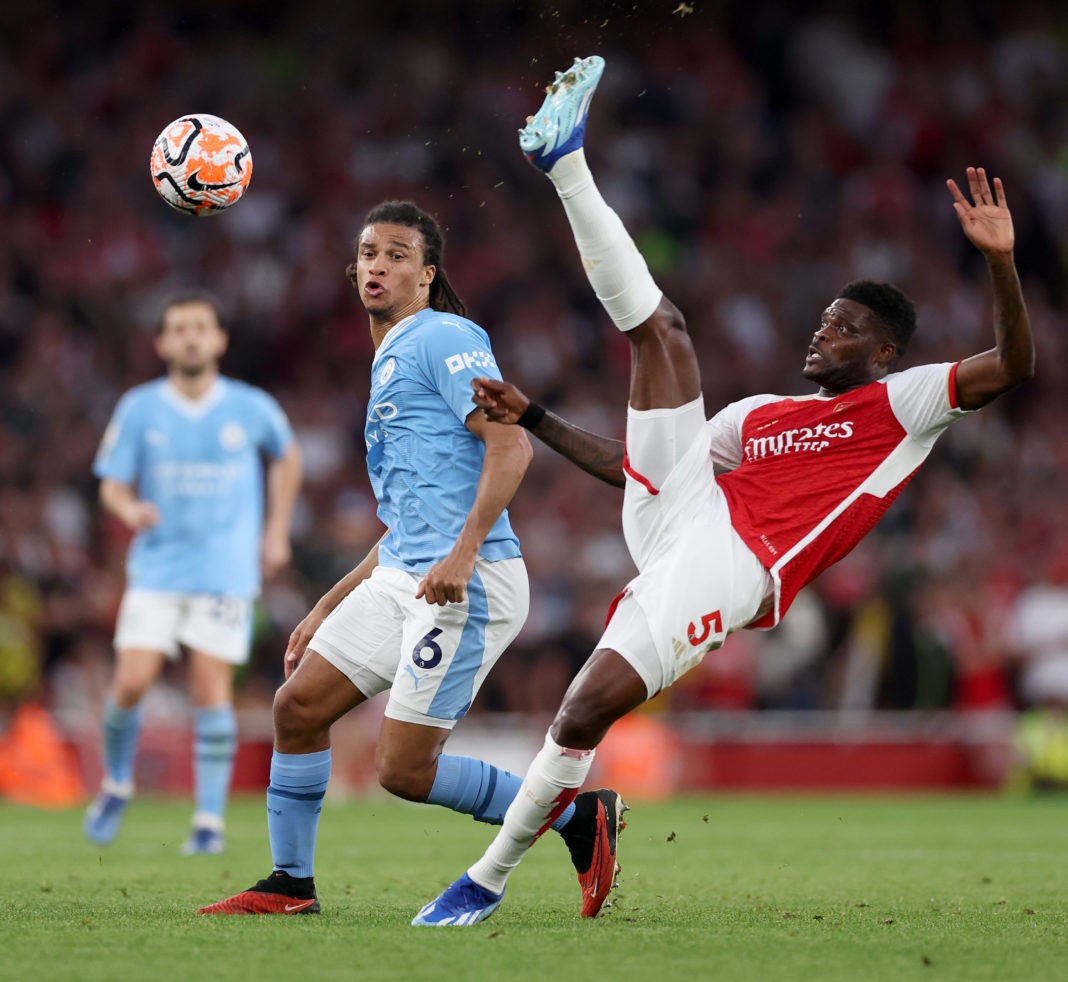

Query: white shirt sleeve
[706,394,778,471]
[885,362,972,444]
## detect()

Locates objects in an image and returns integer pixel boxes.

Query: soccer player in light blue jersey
[84,292,302,854]
[198,201,620,917]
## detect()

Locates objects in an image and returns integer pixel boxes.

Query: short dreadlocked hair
[838,280,916,362]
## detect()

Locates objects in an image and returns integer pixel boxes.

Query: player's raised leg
[520,55,701,415]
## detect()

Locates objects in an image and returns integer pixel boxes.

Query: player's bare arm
[99,477,160,532]
[947,167,1035,411]
[472,377,625,489]
[416,409,532,606]
[261,440,302,579]
[283,531,386,678]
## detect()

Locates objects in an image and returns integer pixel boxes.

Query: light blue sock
[102,699,142,786]
[427,755,576,830]
[193,705,238,823]
[267,749,331,878]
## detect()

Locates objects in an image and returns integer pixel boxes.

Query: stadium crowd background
[1,1,1067,762]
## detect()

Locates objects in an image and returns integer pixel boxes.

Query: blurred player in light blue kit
[198,201,620,917]
[85,292,302,854]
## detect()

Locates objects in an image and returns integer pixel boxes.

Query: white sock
[101,776,134,799]
[190,811,224,833]
[547,149,662,332]
[467,732,595,894]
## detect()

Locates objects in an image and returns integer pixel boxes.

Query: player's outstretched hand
[946,167,1014,257]
[471,377,530,424]
[284,606,328,678]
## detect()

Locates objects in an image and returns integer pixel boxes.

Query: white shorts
[114,589,254,664]
[602,400,772,697]
[309,557,528,730]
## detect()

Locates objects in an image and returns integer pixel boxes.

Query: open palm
[947,166,1014,255]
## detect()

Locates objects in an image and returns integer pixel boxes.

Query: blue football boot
[83,786,131,846]
[519,55,605,172]
[412,873,504,927]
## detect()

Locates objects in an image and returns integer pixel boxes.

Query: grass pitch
[4,792,1067,981]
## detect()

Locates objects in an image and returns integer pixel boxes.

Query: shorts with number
[309,557,528,730]
[602,401,772,698]
[114,589,254,664]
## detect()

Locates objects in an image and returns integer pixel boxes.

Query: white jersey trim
[766,432,933,621]
[372,313,420,367]
[161,378,226,420]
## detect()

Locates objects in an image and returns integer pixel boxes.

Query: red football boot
[560,788,628,918]
[197,870,320,915]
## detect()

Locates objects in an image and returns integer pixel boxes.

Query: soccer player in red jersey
[413,56,1034,926]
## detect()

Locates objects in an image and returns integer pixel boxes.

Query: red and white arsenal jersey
[709,362,970,628]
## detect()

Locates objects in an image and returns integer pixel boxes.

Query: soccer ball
[150,114,252,216]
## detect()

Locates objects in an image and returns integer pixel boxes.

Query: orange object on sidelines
[590,711,682,801]
[0,703,86,808]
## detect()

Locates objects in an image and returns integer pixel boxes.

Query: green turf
[4,793,1067,981]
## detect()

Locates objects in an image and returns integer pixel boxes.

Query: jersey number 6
[412,627,444,669]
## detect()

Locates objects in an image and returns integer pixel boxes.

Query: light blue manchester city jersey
[94,377,294,596]
[366,307,521,573]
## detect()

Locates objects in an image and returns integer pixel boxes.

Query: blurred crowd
[2,0,1068,742]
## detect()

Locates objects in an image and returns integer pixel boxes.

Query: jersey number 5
[687,610,722,647]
